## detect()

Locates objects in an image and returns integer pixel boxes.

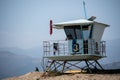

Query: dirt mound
[4,72,120,80]
[5,72,43,80]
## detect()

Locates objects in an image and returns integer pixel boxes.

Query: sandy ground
[4,72,120,80]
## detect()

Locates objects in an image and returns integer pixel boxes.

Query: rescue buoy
[50,20,53,35]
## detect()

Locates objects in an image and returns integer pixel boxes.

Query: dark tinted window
[64,25,91,40]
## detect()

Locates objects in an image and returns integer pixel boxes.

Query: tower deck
[44,54,106,61]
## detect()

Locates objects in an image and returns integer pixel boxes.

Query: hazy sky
[0,0,120,49]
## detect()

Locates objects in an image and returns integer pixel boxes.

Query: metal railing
[43,40,68,56]
[43,40,106,57]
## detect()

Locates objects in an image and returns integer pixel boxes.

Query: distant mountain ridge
[102,61,120,69]
[0,51,42,79]
[0,46,43,58]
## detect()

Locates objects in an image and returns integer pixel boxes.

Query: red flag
[50,20,53,35]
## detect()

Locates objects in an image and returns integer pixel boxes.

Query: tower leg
[53,62,57,71]
[42,60,55,77]
[95,60,104,70]
[62,61,67,73]
[85,60,92,73]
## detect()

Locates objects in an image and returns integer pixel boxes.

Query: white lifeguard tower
[42,17,109,75]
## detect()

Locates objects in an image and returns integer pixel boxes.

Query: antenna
[83,0,87,19]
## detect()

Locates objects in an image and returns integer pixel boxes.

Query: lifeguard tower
[42,17,109,75]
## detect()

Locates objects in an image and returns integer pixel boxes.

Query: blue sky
[0,0,120,49]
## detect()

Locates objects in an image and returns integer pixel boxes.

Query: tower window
[64,25,92,40]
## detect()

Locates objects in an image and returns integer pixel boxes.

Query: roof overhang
[52,19,109,29]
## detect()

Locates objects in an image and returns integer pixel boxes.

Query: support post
[95,60,104,70]
[67,62,82,69]
[85,60,92,73]
[53,62,57,71]
[42,60,55,77]
[62,61,67,73]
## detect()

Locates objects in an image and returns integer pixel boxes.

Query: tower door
[83,40,88,54]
